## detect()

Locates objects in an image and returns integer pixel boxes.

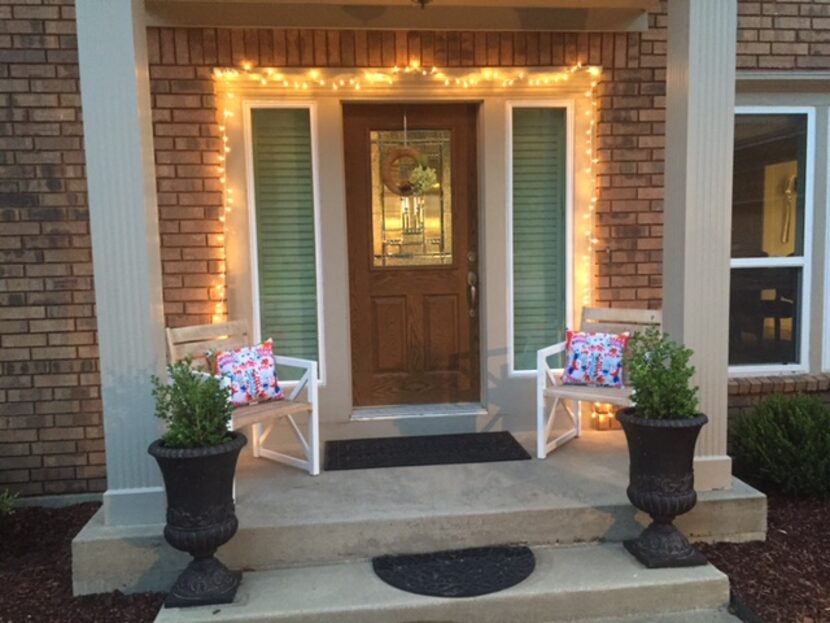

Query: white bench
[536,307,661,459]
[166,320,320,475]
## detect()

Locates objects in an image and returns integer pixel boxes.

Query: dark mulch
[0,502,164,623]
[699,495,830,623]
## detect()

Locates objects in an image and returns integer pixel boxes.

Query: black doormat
[373,546,536,598]
[323,431,531,471]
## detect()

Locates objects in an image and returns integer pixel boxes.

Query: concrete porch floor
[72,428,766,596]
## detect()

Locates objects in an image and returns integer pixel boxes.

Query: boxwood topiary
[624,326,699,420]
[151,358,233,449]
[731,393,830,498]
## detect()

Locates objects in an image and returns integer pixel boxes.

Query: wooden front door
[344,104,480,407]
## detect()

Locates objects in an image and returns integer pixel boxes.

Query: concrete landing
[152,543,730,623]
[585,610,741,623]
[73,429,765,595]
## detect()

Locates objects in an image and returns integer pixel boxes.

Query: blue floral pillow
[561,330,629,388]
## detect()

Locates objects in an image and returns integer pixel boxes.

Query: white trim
[729,256,806,269]
[242,99,327,386]
[729,106,816,375]
[505,100,575,376]
[102,486,165,526]
[825,107,830,372]
[727,363,809,377]
[351,403,489,421]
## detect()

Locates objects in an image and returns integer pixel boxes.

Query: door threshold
[351,403,488,421]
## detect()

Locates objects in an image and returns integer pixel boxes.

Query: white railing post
[664,0,738,490]
[76,0,167,525]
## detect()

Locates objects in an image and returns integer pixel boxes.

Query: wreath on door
[381,147,438,197]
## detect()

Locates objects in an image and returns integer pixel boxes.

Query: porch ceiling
[144,0,656,31]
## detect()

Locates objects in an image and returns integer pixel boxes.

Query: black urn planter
[148,432,247,608]
[616,409,708,569]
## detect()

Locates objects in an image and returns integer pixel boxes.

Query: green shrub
[151,358,233,449]
[0,489,17,517]
[732,394,830,497]
[624,326,699,420]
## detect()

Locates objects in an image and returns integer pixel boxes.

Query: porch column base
[103,487,165,527]
[694,455,732,492]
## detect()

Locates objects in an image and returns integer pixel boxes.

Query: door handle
[467,271,478,315]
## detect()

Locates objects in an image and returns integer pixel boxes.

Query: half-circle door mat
[323,431,531,471]
[373,546,536,598]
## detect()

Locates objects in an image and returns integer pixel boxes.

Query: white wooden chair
[166,320,320,475]
[536,307,662,459]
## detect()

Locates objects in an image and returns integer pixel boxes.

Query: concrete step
[585,610,741,623]
[153,543,730,623]
[73,432,765,595]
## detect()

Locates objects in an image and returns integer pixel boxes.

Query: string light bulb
[212,61,602,320]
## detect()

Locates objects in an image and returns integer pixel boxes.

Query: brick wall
[728,374,830,423]
[148,2,830,320]
[0,0,104,496]
[2,0,830,496]
[737,1,830,69]
[147,27,666,318]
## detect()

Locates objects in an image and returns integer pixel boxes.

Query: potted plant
[617,327,708,568]
[148,359,247,608]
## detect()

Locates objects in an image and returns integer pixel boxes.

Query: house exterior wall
[2,0,830,495]
[0,0,104,497]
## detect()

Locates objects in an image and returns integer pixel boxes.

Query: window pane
[732,114,807,258]
[370,130,453,267]
[512,108,567,371]
[251,108,318,380]
[729,267,801,365]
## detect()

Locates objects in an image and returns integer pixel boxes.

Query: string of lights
[212,60,600,323]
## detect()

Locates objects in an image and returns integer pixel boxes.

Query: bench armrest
[537,341,567,362]
[274,356,318,402]
[537,341,566,390]
[274,355,317,371]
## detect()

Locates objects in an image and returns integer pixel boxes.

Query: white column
[76,0,167,524]
[663,0,737,490]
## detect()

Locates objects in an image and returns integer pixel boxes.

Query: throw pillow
[214,338,284,407]
[561,331,629,388]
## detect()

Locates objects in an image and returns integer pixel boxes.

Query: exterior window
[510,107,568,372]
[730,111,811,368]
[370,129,453,267]
[250,108,318,379]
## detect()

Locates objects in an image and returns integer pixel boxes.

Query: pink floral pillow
[214,339,284,407]
[561,331,629,388]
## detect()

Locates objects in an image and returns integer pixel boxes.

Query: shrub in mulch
[699,495,830,623]
[731,394,830,498]
[0,502,163,623]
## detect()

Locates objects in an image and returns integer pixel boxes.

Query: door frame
[342,102,482,409]
[221,74,596,431]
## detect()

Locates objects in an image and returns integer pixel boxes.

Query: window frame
[242,100,327,385]
[729,105,816,376]
[505,100,575,376]
[824,106,830,373]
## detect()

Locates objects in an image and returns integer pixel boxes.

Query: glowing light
[213,60,603,314]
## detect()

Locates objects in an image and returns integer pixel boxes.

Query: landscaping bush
[624,326,699,420]
[151,358,233,449]
[732,394,830,497]
[0,489,17,517]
